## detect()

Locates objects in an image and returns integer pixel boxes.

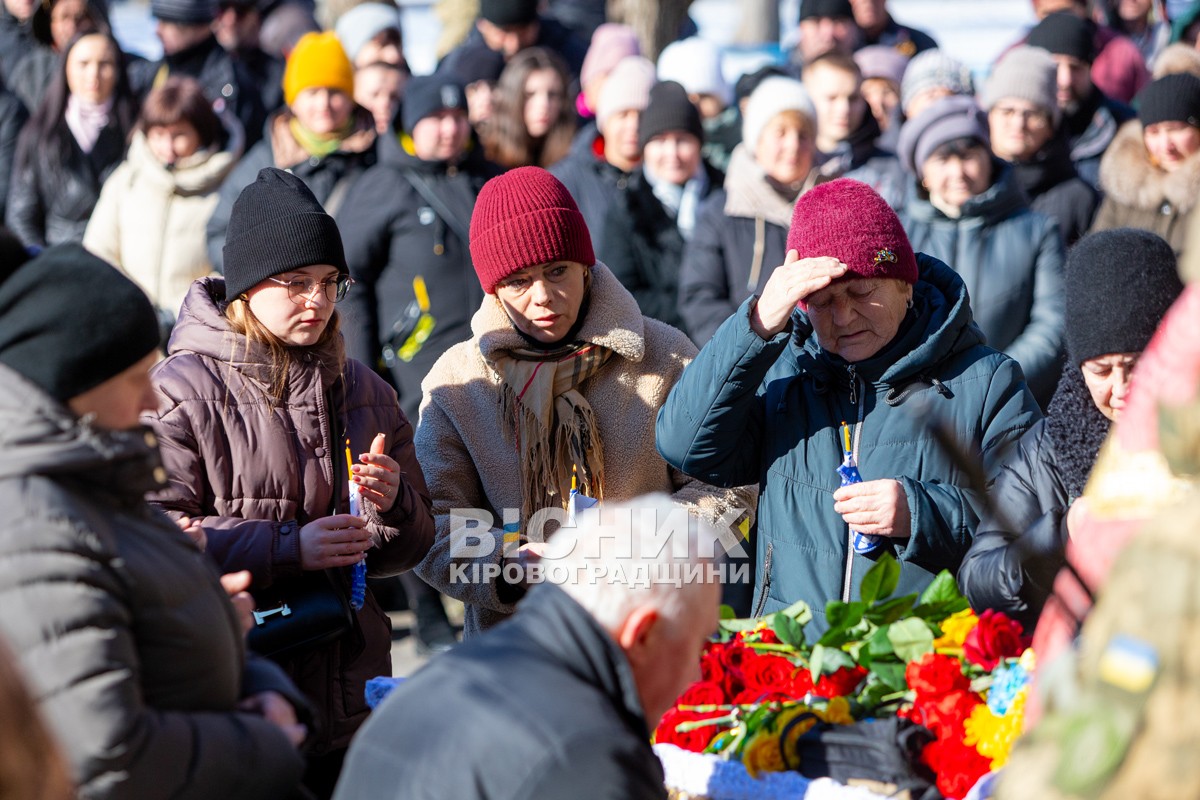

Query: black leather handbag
[246,568,354,662]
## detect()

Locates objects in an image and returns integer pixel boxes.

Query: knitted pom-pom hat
[470,167,595,294]
[787,178,917,308]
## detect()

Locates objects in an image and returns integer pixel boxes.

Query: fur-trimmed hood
[1098,119,1200,213]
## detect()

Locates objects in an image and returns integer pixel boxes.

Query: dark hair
[484,47,575,169]
[136,76,224,149]
[734,64,790,105]
[15,31,136,190]
[31,0,111,48]
[928,135,989,161]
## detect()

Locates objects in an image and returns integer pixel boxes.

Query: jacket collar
[512,583,651,738]
[904,160,1027,226]
[722,143,818,228]
[0,363,167,499]
[472,261,646,364]
[1010,132,1081,197]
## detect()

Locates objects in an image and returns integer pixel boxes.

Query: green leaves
[810,643,855,679]
[887,617,936,663]
[859,555,901,604]
[771,612,807,648]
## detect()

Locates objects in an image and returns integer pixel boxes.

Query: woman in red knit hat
[412,166,756,636]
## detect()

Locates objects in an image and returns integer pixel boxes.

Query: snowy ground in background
[111,0,1035,80]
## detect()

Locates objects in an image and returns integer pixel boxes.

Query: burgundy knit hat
[788,179,917,308]
[470,166,595,294]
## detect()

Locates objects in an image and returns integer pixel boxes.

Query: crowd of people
[3,0,1200,796]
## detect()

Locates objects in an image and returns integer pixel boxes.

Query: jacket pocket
[752,541,774,617]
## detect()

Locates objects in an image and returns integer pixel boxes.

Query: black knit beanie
[401,74,468,134]
[1065,228,1183,365]
[638,80,704,151]
[151,0,215,24]
[222,168,348,301]
[1136,72,1200,128]
[479,0,536,26]
[799,0,853,21]
[1027,11,1097,64]
[0,245,159,402]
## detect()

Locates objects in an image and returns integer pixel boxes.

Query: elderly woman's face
[1144,121,1200,172]
[495,261,588,343]
[1081,352,1137,421]
[643,130,702,186]
[988,98,1054,162]
[805,277,913,362]
[921,143,991,209]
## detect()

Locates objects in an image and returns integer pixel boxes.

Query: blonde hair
[224,299,342,405]
[0,637,74,800]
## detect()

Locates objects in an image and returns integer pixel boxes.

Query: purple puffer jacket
[144,277,434,754]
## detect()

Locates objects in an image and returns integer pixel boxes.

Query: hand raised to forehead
[750,250,847,339]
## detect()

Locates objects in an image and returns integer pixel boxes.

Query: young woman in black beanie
[958,227,1184,632]
[144,167,434,798]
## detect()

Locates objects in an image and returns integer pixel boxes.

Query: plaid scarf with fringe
[492,342,612,523]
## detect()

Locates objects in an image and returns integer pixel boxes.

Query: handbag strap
[401,167,472,245]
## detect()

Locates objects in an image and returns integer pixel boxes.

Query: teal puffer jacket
[656,254,1041,632]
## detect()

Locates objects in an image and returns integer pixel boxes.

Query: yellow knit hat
[283,31,355,107]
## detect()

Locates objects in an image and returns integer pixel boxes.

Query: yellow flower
[816,696,855,726]
[963,690,1027,769]
[933,608,979,653]
[742,729,786,777]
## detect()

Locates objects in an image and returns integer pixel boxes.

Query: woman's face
[523,68,564,139]
[410,108,471,161]
[805,277,913,363]
[50,0,93,51]
[1144,120,1200,172]
[65,33,117,105]
[354,64,405,134]
[988,98,1054,162]
[754,111,814,186]
[245,264,340,346]
[67,350,159,431]
[860,77,899,132]
[146,121,202,166]
[291,87,353,135]
[643,131,702,186]
[1081,352,1138,422]
[921,143,992,209]
[494,261,588,344]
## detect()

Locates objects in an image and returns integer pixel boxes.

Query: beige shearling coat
[415,262,758,635]
[84,127,242,319]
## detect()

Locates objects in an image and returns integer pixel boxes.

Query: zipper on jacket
[752,542,774,617]
[847,365,859,406]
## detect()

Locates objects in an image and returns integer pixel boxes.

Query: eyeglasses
[991,105,1050,130]
[266,275,355,304]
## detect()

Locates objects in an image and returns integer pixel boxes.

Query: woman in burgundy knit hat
[412,165,756,637]
[657,177,1041,635]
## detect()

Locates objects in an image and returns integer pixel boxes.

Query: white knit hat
[741,76,816,149]
[335,2,401,64]
[596,55,657,129]
[657,37,732,106]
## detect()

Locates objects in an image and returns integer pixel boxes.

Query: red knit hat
[470,167,595,294]
[788,179,917,308]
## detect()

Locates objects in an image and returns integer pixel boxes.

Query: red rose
[814,665,868,698]
[790,668,815,698]
[920,738,992,799]
[741,653,797,694]
[752,629,782,645]
[962,609,1028,670]
[910,689,981,739]
[718,642,755,696]
[906,653,971,699]
[700,645,727,687]
[731,689,795,705]
[654,708,725,753]
[676,680,727,708]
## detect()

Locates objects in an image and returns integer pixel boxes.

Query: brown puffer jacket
[144,277,435,754]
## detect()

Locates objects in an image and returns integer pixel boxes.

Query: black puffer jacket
[549,126,631,262]
[1010,133,1099,246]
[601,163,722,330]
[957,365,1109,631]
[0,84,28,222]
[0,363,308,800]
[338,133,499,422]
[129,35,266,149]
[0,6,34,83]
[5,116,126,248]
